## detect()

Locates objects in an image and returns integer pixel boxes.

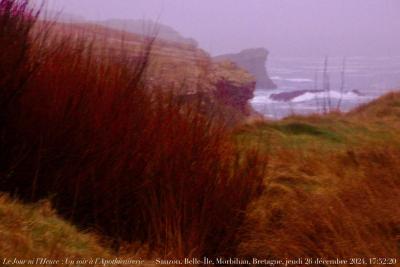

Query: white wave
[291,90,366,103]
[270,76,313,82]
[285,78,313,82]
[251,96,275,104]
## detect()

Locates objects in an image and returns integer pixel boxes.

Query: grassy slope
[0,194,111,265]
[236,93,400,152]
[234,92,400,202]
[235,92,400,259]
[1,92,399,262]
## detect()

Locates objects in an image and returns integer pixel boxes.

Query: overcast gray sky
[38,0,400,57]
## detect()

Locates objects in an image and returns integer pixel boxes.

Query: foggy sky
[38,0,400,57]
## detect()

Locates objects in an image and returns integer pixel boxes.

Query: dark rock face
[214,48,277,89]
[214,79,256,115]
[177,80,256,114]
[174,80,257,125]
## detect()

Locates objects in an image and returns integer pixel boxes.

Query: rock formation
[214,48,277,89]
[47,21,257,123]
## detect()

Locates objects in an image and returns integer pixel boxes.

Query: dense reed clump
[0,0,266,258]
[0,0,38,128]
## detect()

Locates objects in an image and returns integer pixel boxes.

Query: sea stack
[214,48,277,89]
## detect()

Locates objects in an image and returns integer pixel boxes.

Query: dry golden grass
[236,103,400,262]
[0,194,111,265]
[238,148,400,260]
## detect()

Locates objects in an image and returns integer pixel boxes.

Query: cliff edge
[44,21,257,123]
[214,48,277,89]
[93,19,198,48]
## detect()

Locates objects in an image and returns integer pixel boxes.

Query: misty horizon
[38,0,400,57]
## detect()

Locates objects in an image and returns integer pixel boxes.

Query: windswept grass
[235,107,400,153]
[1,0,399,263]
[0,194,112,263]
[238,147,400,260]
[234,93,400,261]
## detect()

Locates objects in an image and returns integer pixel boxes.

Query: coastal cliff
[211,61,256,117]
[214,48,277,89]
[46,21,258,122]
[93,19,199,48]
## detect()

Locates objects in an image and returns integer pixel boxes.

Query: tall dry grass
[0,0,266,258]
[238,147,400,260]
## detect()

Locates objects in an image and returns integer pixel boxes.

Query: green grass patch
[270,122,342,142]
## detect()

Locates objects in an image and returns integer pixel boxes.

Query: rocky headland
[214,48,277,89]
[44,21,258,123]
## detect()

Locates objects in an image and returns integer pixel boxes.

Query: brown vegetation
[238,147,400,260]
[0,0,399,264]
[0,0,265,259]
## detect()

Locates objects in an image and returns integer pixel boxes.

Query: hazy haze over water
[39,0,400,57]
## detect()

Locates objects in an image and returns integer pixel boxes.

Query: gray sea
[251,56,400,119]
